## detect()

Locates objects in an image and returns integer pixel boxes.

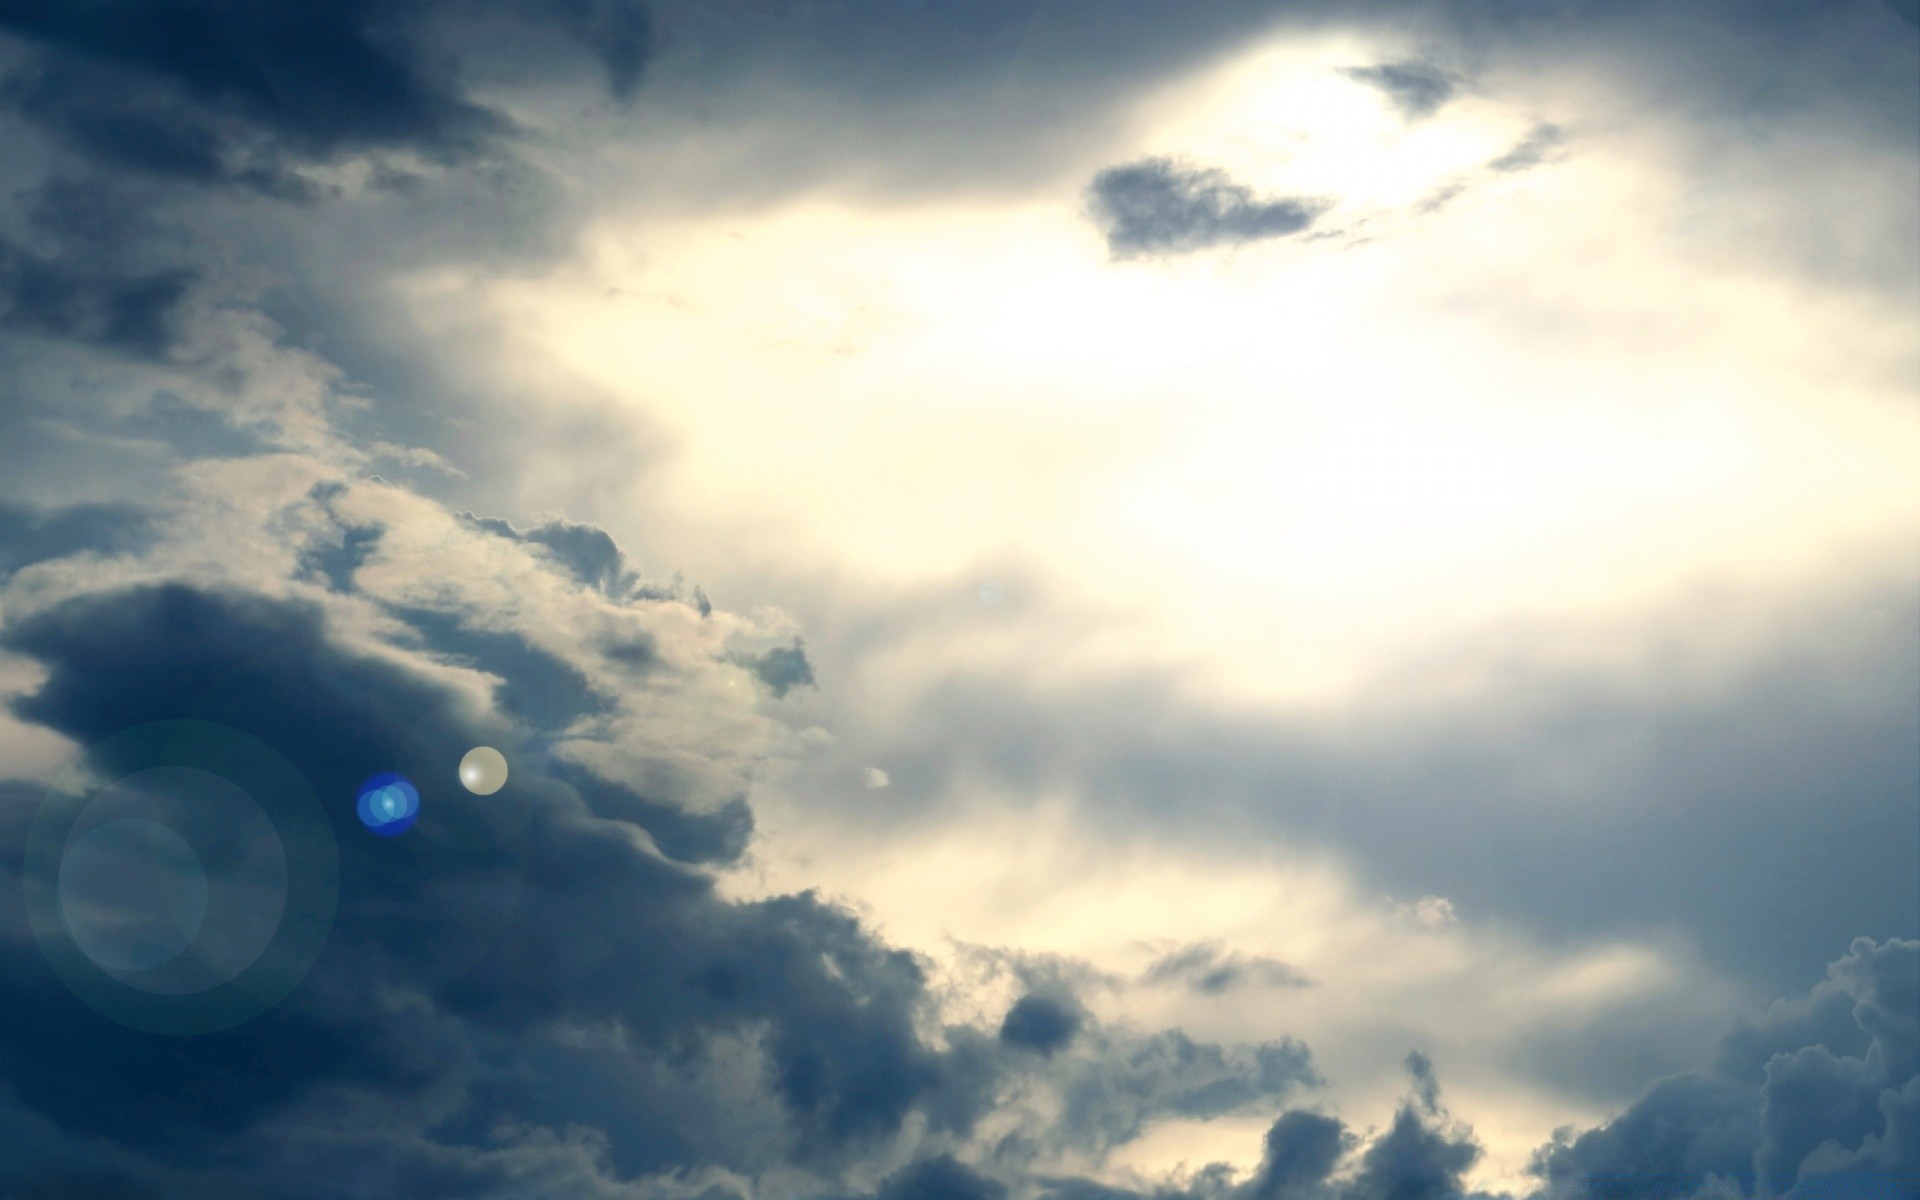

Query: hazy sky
[0,2,1915,1198]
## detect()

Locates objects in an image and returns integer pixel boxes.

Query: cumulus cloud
[1086,158,1330,258]
[1018,941,1919,1200]
[1528,937,1920,1199]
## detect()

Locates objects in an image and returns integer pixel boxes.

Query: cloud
[0,501,152,579]
[1029,1054,1480,1200]
[0,2,1915,1195]
[1086,158,1330,258]
[1142,943,1313,995]
[743,640,818,699]
[0,577,961,1188]
[1342,60,1456,118]
[0,459,1339,1196]
[459,512,644,601]
[877,1156,1010,1200]
[1528,937,1919,1199]
[1047,1030,1320,1155]
[792,563,1919,1003]
[1017,940,1917,1199]
[999,992,1085,1055]
[0,0,657,192]
[0,240,197,356]
[1249,1109,1353,1200]
[1487,124,1565,173]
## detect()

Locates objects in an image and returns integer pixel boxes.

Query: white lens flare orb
[459,746,509,796]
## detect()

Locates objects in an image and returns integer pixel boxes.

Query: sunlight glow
[451,32,1920,706]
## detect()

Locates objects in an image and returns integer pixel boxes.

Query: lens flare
[58,819,210,973]
[24,721,338,1035]
[458,746,509,796]
[356,774,420,836]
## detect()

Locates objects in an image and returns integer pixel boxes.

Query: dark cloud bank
[0,521,1912,1197]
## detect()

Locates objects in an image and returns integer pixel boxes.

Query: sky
[0,1,1915,1197]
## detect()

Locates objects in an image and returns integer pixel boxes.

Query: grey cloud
[555,0,655,99]
[0,500,152,579]
[456,510,713,619]
[999,992,1085,1055]
[1343,61,1456,119]
[1052,1030,1320,1152]
[1033,1054,1482,1200]
[297,521,384,594]
[798,569,1919,1009]
[744,641,818,699]
[459,512,639,599]
[0,580,972,1191]
[1487,124,1564,172]
[1249,1110,1353,1200]
[1143,943,1313,995]
[1026,941,1917,1199]
[1346,1059,1484,1200]
[1529,938,1919,1199]
[389,602,614,732]
[1,1,488,187]
[1087,158,1329,258]
[876,1156,1009,1200]
[0,239,196,357]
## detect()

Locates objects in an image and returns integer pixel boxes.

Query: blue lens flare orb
[356,774,420,836]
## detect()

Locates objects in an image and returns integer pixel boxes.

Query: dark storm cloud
[1087,158,1330,258]
[1143,943,1313,995]
[0,582,961,1188]
[0,577,1331,1196]
[1527,938,1920,1199]
[0,0,655,191]
[0,0,494,185]
[1342,61,1456,118]
[390,603,613,730]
